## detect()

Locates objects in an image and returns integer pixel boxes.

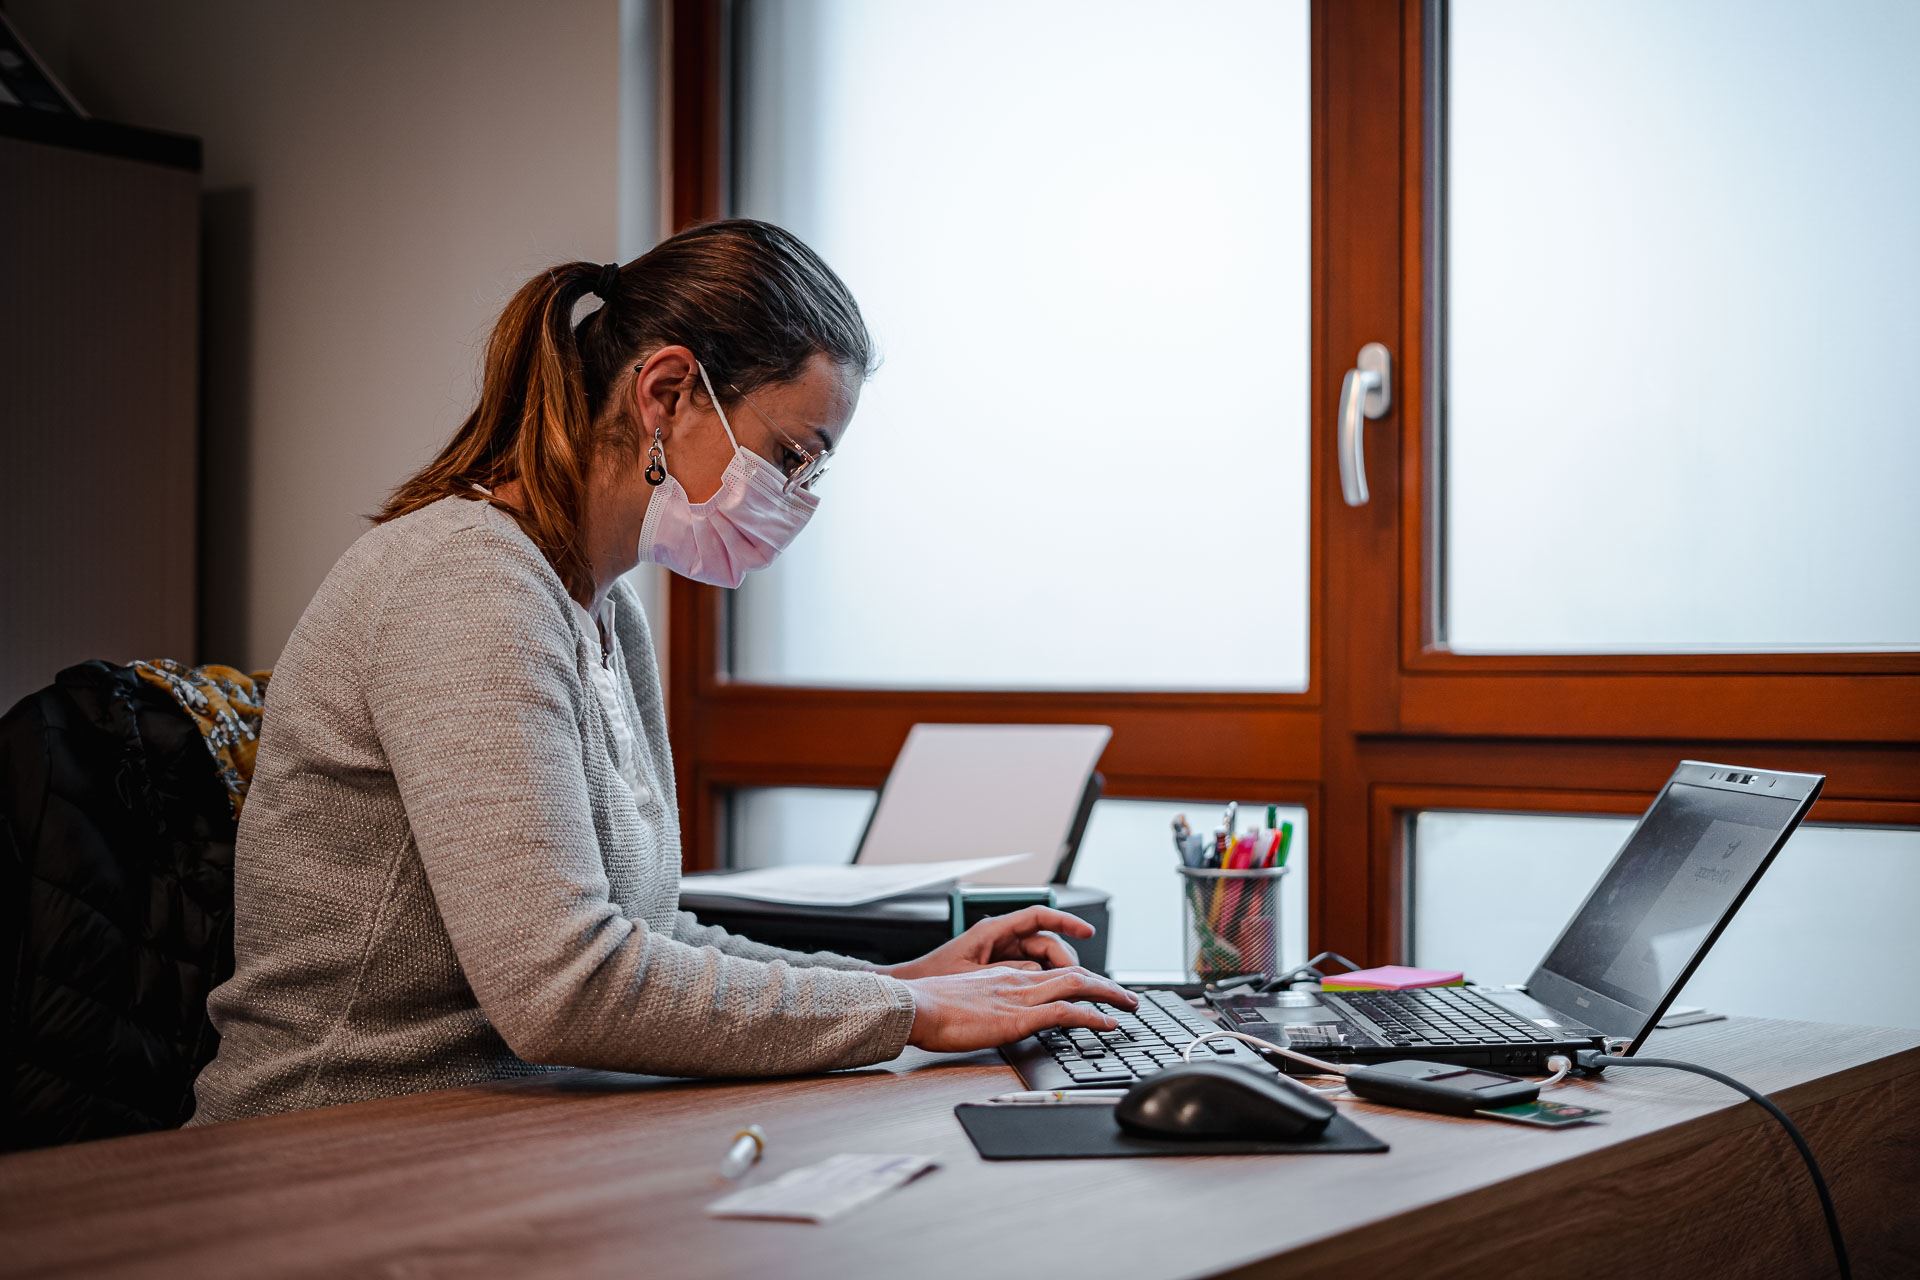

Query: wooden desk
[2,1017,1915,1279]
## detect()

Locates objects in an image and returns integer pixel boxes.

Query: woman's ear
[631,345,699,441]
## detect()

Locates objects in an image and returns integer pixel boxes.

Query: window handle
[1338,342,1393,506]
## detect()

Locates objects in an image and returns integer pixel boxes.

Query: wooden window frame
[660,0,1920,968]
[1318,0,1919,959]
[1384,0,1920,744]
[660,0,1330,882]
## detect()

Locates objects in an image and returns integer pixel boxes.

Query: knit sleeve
[363,527,916,1076]
[670,911,887,972]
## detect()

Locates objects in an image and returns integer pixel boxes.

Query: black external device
[1343,1060,1539,1115]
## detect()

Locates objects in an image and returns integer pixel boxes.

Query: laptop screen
[1535,780,1807,1019]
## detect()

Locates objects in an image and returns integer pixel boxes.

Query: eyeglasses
[728,382,832,495]
[632,359,835,495]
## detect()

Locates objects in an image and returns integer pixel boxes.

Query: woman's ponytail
[378,262,605,598]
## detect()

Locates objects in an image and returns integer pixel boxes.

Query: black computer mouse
[1115,1062,1335,1141]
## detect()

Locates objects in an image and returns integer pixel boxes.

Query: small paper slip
[1321,965,1464,992]
[690,856,1023,907]
[707,1153,938,1224]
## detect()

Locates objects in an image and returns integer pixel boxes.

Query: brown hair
[377,218,874,598]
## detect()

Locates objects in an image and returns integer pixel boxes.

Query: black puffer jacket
[2,661,237,1150]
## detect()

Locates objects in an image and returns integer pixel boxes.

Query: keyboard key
[1007,989,1298,1092]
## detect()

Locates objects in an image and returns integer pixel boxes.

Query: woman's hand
[882,906,1091,981]
[902,965,1139,1053]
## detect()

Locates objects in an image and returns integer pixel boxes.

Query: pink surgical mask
[635,361,819,589]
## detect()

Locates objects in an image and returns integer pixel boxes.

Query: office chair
[1,662,238,1150]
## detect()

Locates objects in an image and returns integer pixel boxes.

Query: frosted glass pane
[1444,0,1920,653]
[1410,812,1626,984]
[727,789,1308,977]
[1411,810,1920,1029]
[730,0,1310,689]
[727,787,877,870]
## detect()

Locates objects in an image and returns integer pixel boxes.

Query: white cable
[1541,1054,1574,1088]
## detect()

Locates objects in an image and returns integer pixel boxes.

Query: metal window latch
[1337,342,1392,506]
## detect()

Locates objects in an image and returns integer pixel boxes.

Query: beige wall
[11,0,661,671]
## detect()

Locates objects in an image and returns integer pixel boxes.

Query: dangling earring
[644,427,668,487]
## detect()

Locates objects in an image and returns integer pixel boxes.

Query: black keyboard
[999,988,1274,1090]
[1334,986,1574,1047]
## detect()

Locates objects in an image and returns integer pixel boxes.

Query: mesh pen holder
[1179,864,1287,981]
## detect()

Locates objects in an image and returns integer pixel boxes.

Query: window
[1409,810,1920,1028]
[1441,0,1920,654]
[728,0,1312,691]
[731,787,1309,977]
[729,787,875,870]
[661,0,1918,977]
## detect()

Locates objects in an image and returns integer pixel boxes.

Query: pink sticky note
[1321,965,1465,991]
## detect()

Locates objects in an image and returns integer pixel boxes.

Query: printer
[680,724,1115,973]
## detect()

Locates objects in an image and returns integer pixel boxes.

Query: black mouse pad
[953,1104,1389,1159]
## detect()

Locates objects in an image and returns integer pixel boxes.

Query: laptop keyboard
[1335,986,1568,1047]
[1027,989,1268,1086]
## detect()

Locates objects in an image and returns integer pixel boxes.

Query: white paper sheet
[708,1153,938,1223]
[689,855,1025,907]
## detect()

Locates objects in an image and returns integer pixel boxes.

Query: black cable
[1258,950,1366,993]
[1577,1051,1849,1280]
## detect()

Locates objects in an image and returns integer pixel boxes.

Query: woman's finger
[993,959,1043,971]
[1015,930,1079,969]
[1022,1000,1119,1035]
[1023,968,1137,1010]
[1019,968,1097,1002]
[998,905,1095,940]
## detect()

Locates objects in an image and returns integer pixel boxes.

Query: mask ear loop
[644,429,667,487]
[694,359,743,451]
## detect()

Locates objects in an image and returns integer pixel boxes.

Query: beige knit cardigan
[190,496,914,1124]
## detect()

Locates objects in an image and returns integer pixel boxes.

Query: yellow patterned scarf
[132,660,273,818]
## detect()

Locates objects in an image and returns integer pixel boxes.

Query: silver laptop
[1210,761,1825,1072]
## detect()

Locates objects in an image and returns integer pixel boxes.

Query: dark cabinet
[0,110,202,709]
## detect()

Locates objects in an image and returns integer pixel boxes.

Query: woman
[190,220,1134,1123]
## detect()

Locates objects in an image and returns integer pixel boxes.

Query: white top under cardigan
[572,595,651,807]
